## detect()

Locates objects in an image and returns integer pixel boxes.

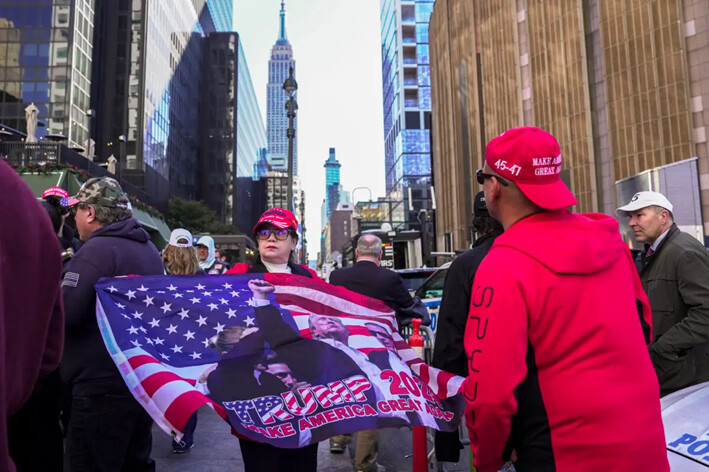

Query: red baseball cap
[253,207,299,234]
[42,186,69,199]
[485,126,577,210]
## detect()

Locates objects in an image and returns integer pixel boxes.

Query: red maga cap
[485,126,577,210]
[253,207,299,234]
[42,186,69,199]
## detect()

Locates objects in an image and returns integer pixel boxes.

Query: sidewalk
[152,407,472,471]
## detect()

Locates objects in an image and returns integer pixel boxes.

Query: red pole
[409,318,427,472]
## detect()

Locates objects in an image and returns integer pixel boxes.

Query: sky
[234,0,386,259]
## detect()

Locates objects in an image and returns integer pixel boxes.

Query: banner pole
[409,318,427,472]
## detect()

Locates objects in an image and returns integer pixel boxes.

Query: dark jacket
[638,224,709,395]
[61,218,164,395]
[431,231,500,462]
[329,260,419,325]
[1,162,64,472]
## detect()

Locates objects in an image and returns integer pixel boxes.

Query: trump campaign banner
[95,273,465,447]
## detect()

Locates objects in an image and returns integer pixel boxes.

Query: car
[395,267,437,295]
[661,381,709,470]
[413,262,451,334]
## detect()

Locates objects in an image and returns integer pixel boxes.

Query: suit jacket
[329,260,415,325]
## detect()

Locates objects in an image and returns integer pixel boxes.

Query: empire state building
[266,1,297,174]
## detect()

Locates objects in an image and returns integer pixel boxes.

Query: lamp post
[283,66,298,212]
[118,134,126,179]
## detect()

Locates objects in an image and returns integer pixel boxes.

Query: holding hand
[248,279,276,301]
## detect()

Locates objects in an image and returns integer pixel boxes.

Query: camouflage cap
[67,177,130,209]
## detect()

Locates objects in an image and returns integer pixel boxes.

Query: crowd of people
[2,124,708,472]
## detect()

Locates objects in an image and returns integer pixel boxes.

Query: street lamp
[118,134,126,179]
[283,66,298,212]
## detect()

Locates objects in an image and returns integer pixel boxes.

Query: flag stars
[131,339,142,348]
[137,285,149,292]
[207,303,219,311]
[196,316,208,327]
[202,338,211,348]
[223,283,232,289]
[173,293,183,299]
[149,318,160,328]
[190,297,201,305]
[214,322,225,333]
[170,345,183,354]
[128,326,139,335]
[116,303,126,310]
[167,284,178,291]
[244,315,255,327]
[183,330,195,341]
[177,308,190,320]
[219,298,229,305]
[132,310,143,319]
[166,324,178,334]
[226,308,237,319]
[142,295,154,307]
[154,337,165,345]
[126,290,136,300]
[190,352,202,360]
[230,290,240,297]
[196,283,205,290]
[160,302,172,314]
[107,286,118,293]
[160,353,170,361]
[202,291,213,297]
[145,337,154,345]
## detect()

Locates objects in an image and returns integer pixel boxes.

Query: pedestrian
[224,207,319,472]
[431,191,502,463]
[195,235,228,274]
[61,177,164,471]
[327,233,428,472]
[1,161,64,472]
[617,191,709,395]
[466,126,668,472]
[40,186,82,263]
[162,228,203,453]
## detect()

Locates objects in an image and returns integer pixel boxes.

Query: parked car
[395,267,436,295]
[413,262,451,334]
[661,381,709,470]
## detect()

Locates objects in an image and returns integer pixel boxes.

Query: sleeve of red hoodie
[463,252,529,472]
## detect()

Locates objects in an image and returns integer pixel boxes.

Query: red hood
[494,210,625,275]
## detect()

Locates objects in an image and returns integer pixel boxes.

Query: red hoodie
[464,210,668,472]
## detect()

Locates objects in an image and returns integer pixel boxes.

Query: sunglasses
[255,228,292,241]
[476,169,509,186]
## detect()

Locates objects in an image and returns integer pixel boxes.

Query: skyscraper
[206,0,234,32]
[379,0,434,231]
[266,1,297,173]
[324,147,341,220]
[0,1,96,147]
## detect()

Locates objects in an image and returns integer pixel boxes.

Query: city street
[151,407,472,472]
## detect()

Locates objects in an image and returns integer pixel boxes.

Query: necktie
[646,247,654,258]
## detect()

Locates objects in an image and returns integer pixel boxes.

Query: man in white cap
[617,191,709,395]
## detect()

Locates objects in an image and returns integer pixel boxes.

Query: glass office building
[267,1,297,173]
[379,0,434,230]
[206,0,234,32]
[0,0,95,147]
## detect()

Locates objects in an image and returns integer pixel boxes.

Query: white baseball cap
[168,228,194,248]
[616,191,674,216]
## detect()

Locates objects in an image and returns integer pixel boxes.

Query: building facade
[0,1,95,147]
[266,1,297,173]
[379,0,435,232]
[324,147,341,221]
[429,0,709,250]
[206,0,234,32]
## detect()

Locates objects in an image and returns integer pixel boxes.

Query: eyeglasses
[255,228,291,241]
[69,203,89,216]
[476,169,509,186]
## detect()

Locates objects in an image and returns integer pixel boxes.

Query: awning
[132,207,170,248]
[21,171,67,197]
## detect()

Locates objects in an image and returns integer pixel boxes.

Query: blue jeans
[172,412,198,449]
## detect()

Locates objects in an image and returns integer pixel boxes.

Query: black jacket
[430,230,501,462]
[637,224,709,395]
[61,218,164,395]
[329,260,417,325]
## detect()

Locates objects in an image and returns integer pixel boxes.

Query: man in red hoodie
[464,127,669,472]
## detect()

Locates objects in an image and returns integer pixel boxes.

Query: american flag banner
[95,273,465,448]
